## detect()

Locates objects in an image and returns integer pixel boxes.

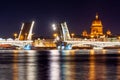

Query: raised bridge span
[0,21,35,50]
[55,22,120,49]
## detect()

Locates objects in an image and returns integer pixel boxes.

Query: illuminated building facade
[81,13,112,38]
[90,13,103,37]
[82,30,88,37]
[106,29,112,36]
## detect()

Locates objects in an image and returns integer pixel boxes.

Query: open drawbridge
[55,22,120,50]
[0,21,35,50]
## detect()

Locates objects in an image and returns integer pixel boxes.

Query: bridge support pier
[56,41,72,50]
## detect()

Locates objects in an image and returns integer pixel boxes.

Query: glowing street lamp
[14,33,18,39]
[53,33,58,38]
[71,33,75,38]
[91,35,94,38]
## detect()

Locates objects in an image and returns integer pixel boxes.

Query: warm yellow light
[14,33,18,39]
[20,35,24,40]
[118,36,120,39]
[71,33,75,38]
[91,35,94,38]
[53,33,58,37]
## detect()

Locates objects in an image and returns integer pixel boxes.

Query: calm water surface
[0,49,120,80]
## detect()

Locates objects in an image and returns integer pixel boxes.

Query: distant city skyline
[0,0,120,38]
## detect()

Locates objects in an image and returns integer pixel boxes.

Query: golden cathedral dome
[82,30,88,37]
[91,13,103,27]
[90,13,103,36]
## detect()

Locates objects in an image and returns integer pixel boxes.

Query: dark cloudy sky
[0,0,120,38]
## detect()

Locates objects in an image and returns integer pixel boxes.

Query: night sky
[0,0,120,38]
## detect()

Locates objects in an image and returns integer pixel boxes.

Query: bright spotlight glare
[52,24,56,31]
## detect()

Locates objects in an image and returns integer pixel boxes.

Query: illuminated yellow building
[90,13,103,37]
[82,30,88,37]
[106,29,112,36]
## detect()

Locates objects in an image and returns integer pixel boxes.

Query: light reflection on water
[0,49,120,80]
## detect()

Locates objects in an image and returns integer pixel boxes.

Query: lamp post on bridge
[52,23,60,41]
[14,33,18,40]
[71,33,75,39]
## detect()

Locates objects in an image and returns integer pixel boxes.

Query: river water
[0,49,120,80]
